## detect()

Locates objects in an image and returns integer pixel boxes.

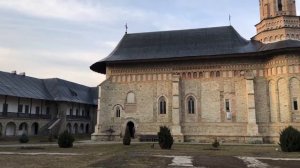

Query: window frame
[35,106,40,115]
[116,106,121,118]
[158,96,167,114]
[278,0,283,11]
[2,103,8,113]
[25,105,29,114]
[18,104,23,113]
[187,96,196,114]
[126,92,136,104]
[225,99,232,120]
[293,97,298,111]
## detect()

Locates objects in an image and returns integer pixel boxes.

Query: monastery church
[91,0,300,143]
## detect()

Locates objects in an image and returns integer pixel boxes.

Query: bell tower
[254,0,300,43]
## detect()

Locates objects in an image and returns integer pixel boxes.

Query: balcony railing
[0,112,51,119]
[66,115,90,120]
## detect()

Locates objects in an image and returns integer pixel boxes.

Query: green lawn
[0,143,299,168]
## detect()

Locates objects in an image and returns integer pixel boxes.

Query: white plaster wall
[6,96,18,113]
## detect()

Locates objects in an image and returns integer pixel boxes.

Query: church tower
[254,0,300,43]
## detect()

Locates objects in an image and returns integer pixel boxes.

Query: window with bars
[188,97,195,114]
[225,99,230,112]
[293,98,298,111]
[278,0,283,11]
[159,97,167,114]
[116,107,121,118]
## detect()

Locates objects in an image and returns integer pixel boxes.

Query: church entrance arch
[126,121,135,138]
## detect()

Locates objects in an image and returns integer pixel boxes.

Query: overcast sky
[0,0,299,86]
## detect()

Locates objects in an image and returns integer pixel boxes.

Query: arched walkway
[79,123,84,134]
[85,124,89,134]
[73,123,78,134]
[31,123,39,136]
[5,122,16,136]
[19,122,28,135]
[66,123,72,133]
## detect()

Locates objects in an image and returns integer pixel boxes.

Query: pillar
[91,86,107,141]
[171,75,184,142]
[245,73,262,142]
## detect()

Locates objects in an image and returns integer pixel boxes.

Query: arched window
[159,97,167,114]
[116,106,121,118]
[278,0,283,11]
[187,97,195,114]
[126,92,135,104]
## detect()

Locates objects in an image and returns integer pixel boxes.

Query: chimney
[11,70,17,75]
[19,72,26,76]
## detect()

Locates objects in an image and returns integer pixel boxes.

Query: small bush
[123,127,131,145]
[212,139,220,148]
[58,131,75,148]
[19,133,29,143]
[158,126,174,150]
[279,126,300,152]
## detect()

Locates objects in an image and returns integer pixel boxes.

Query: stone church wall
[94,54,300,143]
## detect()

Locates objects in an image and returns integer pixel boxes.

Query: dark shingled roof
[91,26,300,74]
[0,71,97,105]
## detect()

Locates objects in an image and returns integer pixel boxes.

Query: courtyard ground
[0,140,299,168]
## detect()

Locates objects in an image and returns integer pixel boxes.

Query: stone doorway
[126,121,135,138]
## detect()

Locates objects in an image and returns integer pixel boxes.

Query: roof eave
[97,47,300,72]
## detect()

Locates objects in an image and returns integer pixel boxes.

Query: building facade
[91,0,300,143]
[0,71,97,137]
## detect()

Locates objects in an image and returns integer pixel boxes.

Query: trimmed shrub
[212,139,220,148]
[123,126,131,145]
[279,126,300,152]
[58,131,75,148]
[158,126,174,150]
[19,133,29,143]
